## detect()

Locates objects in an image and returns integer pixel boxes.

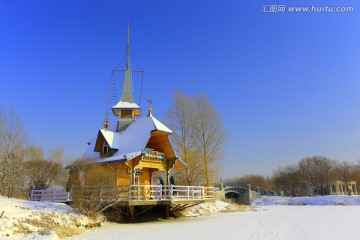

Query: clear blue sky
[1,0,359,178]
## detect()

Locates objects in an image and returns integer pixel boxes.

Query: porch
[70,184,215,205]
[70,184,215,219]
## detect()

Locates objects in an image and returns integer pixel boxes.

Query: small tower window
[121,110,133,118]
[103,144,109,154]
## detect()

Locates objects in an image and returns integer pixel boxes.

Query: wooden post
[129,206,135,220]
[165,204,169,218]
[247,184,252,205]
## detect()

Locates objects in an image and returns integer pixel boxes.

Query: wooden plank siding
[113,162,132,185]
[146,131,176,159]
[94,130,186,188]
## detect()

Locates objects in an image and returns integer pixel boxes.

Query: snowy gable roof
[84,115,172,163]
[151,115,172,133]
[99,129,121,149]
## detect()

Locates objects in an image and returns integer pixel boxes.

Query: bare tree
[0,108,5,149]
[48,146,64,163]
[0,108,27,197]
[166,92,202,185]
[352,161,360,193]
[25,159,64,190]
[23,144,44,161]
[194,93,226,186]
[166,92,226,186]
[0,109,27,158]
[298,156,334,195]
[68,158,121,220]
[233,174,274,190]
[273,165,308,196]
[333,161,354,195]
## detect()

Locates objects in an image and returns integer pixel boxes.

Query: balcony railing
[67,185,215,203]
[129,185,215,201]
[29,186,215,203]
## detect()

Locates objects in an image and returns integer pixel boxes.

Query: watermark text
[261,5,354,13]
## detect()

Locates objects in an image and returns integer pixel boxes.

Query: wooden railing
[128,185,215,201]
[30,189,70,202]
[34,185,215,203]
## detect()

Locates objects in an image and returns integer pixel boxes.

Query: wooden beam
[129,206,135,220]
[135,205,157,217]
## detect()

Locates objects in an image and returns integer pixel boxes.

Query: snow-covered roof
[152,115,172,133]
[112,101,140,110]
[83,115,173,163]
[83,137,100,159]
[99,129,121,149]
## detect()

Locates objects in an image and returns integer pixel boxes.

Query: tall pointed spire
[127,22,131,56]
[111,23,141,131]
[120,22,135,103]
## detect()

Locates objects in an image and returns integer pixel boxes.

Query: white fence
[34,185,215,203]
[30,189,70,202]
[128,185,214,201]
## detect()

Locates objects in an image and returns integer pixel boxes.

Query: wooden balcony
[31,185,215,207]
[129,185,215,201]
[68,184,215,206]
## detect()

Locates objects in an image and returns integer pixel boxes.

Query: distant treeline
[225,156,360,197]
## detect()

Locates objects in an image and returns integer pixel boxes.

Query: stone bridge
[223,185,261,205]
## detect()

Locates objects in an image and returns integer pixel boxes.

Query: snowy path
[69,206,360,240]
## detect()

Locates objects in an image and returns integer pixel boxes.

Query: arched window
[103,144,109,154]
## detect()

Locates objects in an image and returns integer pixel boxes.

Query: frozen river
[70,205,360,240]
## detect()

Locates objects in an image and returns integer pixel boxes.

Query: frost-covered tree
[0,108,27,197]
[0,153,24,197]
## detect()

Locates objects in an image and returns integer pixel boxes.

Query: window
[121,110,133,118]
[103,144,109,154]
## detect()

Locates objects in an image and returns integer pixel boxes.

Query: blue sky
[1,0,360,178]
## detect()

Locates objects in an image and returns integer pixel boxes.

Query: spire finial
[146,97,153,117]
[127,22,130,54]
[120,22,135,103]
[103,111,110,130]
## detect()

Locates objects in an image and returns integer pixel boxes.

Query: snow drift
[0,196,94,239]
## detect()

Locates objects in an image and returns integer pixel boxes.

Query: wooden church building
[83,27,187,189]
[75,26,214,214]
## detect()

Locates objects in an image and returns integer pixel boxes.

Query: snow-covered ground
[253,195,360,206]
[71,196,360,240]
[2,195,360,240]
[0,196,93,239]
[70,205,360,240]
[180,200,241,216]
